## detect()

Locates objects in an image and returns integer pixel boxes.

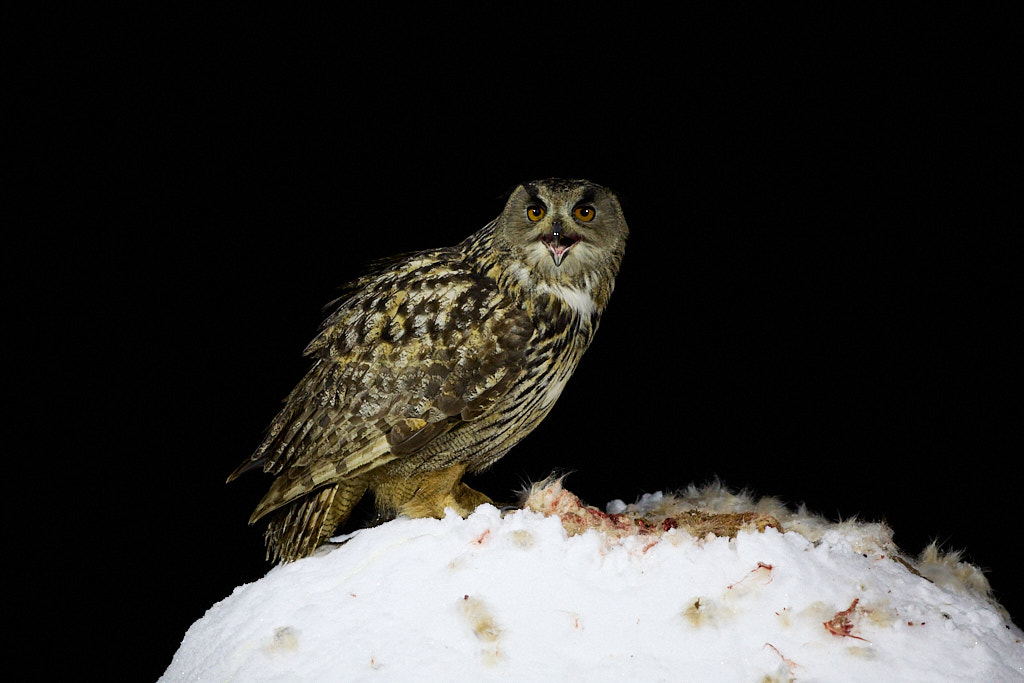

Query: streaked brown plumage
[228,178,628,562]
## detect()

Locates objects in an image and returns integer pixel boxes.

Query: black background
[25,7,1018,679]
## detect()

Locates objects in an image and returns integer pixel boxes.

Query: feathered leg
[374,464,493,520]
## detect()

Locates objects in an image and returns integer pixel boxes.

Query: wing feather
[231,251,534,523]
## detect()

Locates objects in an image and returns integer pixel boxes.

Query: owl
[228,178,629,562]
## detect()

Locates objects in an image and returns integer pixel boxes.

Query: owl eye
[527,205,546,222]
[574,206,596,222]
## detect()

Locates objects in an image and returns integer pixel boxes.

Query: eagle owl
[229,178,629,562]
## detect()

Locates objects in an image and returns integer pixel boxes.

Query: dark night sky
[28,8,1017,679]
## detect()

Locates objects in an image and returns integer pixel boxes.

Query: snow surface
[163,484,1024,682]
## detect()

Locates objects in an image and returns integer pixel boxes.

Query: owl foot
[377,463,494,520]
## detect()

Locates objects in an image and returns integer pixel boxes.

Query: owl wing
[229,253,533,523]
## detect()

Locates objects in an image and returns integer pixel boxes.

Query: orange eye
[527,205,546,221]
[574,206,596,222]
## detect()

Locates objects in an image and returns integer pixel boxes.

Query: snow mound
[163,482,1023,681]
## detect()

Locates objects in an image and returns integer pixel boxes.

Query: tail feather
[263,477,369,563]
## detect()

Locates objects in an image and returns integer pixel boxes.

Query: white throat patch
[537,282,597,317]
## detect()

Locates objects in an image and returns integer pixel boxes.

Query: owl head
[496,178,629,281]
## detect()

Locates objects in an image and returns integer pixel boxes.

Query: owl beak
[542,221,578,267]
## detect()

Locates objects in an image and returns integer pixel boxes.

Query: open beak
[541,221,579,267]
